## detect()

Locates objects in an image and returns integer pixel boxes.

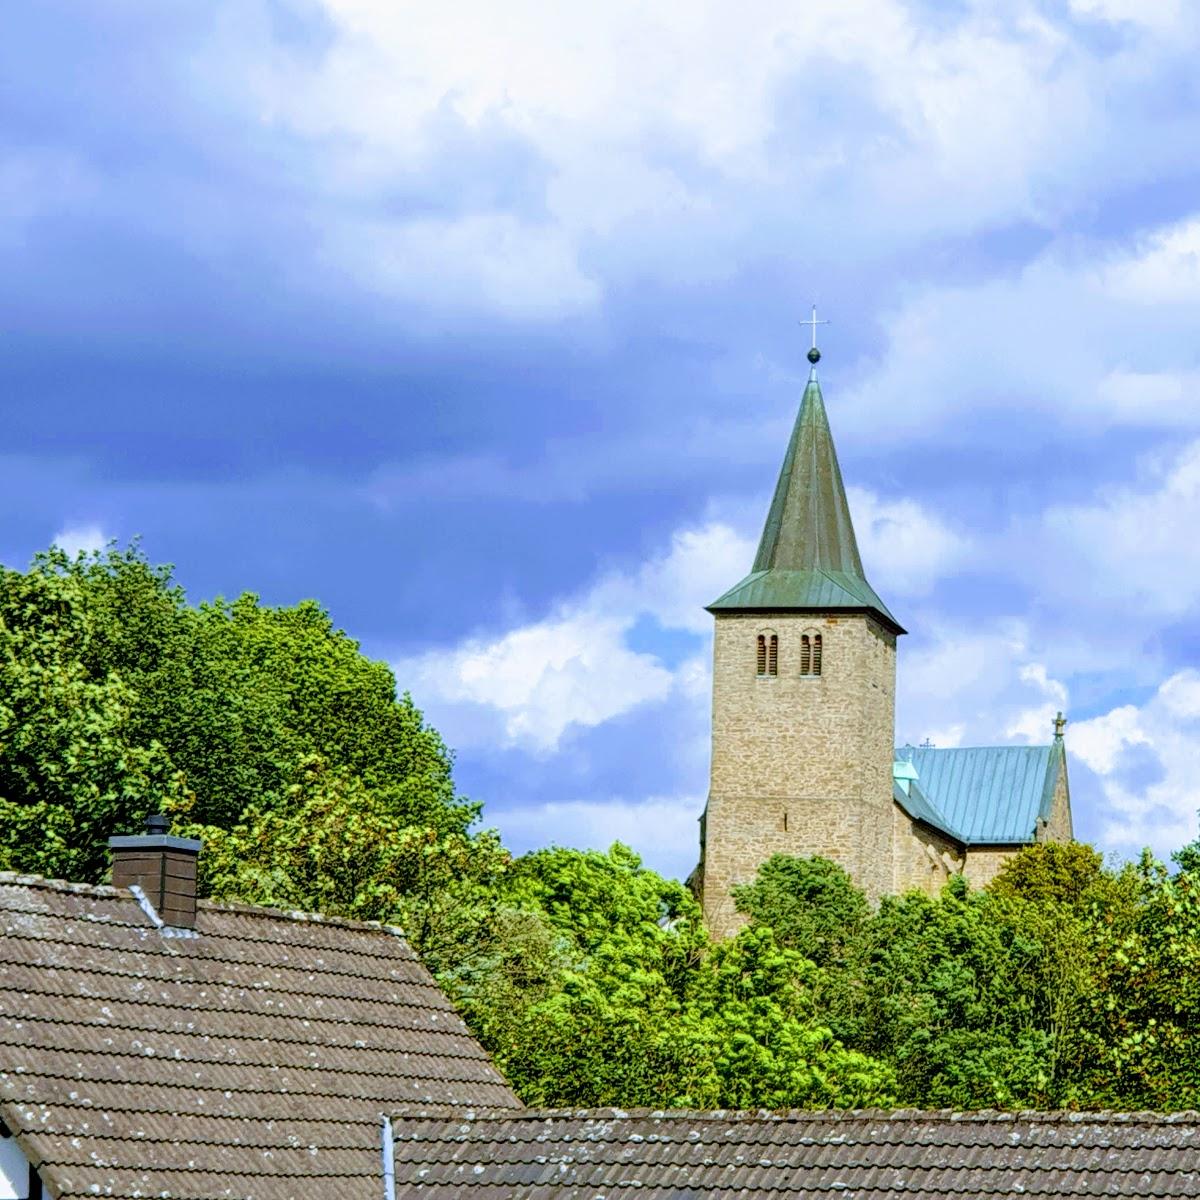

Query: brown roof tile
[388,1107,1200,1198]
[0,874,519,1199]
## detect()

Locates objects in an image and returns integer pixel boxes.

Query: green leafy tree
[167,754,509,977]
[989,842,1108,908]
[1082,852,1200,1109]
[855,877,1055,1108]
[1,543,473,879]
[0,558,185,880]
[732,854,870,968]
[465,844,707,1105]
[670,925,895,1109]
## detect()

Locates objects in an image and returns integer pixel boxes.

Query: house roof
[893,743,1065,846]
[388,1106,1200,1198]
[708,371,903,635]
[0,873,519,1200]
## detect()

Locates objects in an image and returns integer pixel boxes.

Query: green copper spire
[708,363,904,634]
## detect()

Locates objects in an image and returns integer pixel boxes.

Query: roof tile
[0,874,519,1199]
[389,1108,1200,1198]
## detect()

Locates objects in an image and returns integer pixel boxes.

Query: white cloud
[848,487,970,596]
[51,523,108,557]
[836,212,1200,445]
[402,612,675,753]
[198,0,1200,318]
[1101,218,1200,304]
[1041,438,1200,618]
[493,794,705,879]
[1072,670,1200,858]
[897,621,1071,749]
[396,522,740,753]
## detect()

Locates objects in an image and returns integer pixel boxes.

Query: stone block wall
[701,611,897,937]
[891,807,962,895]
[1039,750,1073,843]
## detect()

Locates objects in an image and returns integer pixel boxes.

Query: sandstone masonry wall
[701,611,897,938]
[1039,752,1073,843]
[892,807,961,895]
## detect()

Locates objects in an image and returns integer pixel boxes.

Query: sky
[5,0,1200,879]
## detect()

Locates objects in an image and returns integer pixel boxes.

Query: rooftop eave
[708,570,905,635]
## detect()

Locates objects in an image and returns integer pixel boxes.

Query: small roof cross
[799,304,829,364]
[1054,711,1067,739]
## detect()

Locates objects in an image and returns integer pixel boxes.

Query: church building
[694,336,1073,939]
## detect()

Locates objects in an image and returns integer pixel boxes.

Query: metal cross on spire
[799,304,829,364]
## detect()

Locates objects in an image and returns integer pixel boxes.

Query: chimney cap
[109,832,202,852]
[109,814,200,854]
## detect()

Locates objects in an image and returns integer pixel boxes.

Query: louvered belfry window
[768,634,778,676]
[800,632,822,677]
[756,635,767,675]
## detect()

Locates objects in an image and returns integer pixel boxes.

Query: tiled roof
[389,1106,1200,1198]
[893,744,1063,845]
[0,873,519,1200]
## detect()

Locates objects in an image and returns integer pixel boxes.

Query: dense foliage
[0,545,470,881]
[6,542,1200,1112]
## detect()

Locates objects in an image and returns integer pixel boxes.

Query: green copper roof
[893,744,1065,846]
[708,370,903,633]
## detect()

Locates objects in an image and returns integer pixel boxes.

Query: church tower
[698,331,905,938]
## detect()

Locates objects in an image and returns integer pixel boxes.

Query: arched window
[756,633,779,677]
[800,631,823,677]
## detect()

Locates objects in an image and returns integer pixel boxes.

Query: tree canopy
[6,541,1200,1113]
[0,544,472,882]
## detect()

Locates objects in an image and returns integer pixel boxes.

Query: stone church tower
[696,347,906,939]
[694,340,1074,938]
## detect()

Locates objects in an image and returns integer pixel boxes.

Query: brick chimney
[109,815,202,929]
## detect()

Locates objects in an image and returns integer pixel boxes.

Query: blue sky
[5,0,1200,878]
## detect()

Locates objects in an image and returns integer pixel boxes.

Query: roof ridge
[388,1105,1200,1123]
[0,871,124,898]
[900,743,1054,753]
[1,871,415,942]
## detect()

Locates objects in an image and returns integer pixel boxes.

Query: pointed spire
[708,347,904,634]
[751,372,864,577]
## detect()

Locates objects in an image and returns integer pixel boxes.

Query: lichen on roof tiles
[0,873,520,1200]
[388,1106,1200,1198]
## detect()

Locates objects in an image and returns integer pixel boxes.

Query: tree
[669,925,895,1109]
[1081,853,1200,1109]
[732,854,869,967]
[167,754,509,977]
[0,558,185,880]
[855,877,1055,1108]
[988,842,1107,909]
[462,844,708,1106]
[0,543,474,880]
